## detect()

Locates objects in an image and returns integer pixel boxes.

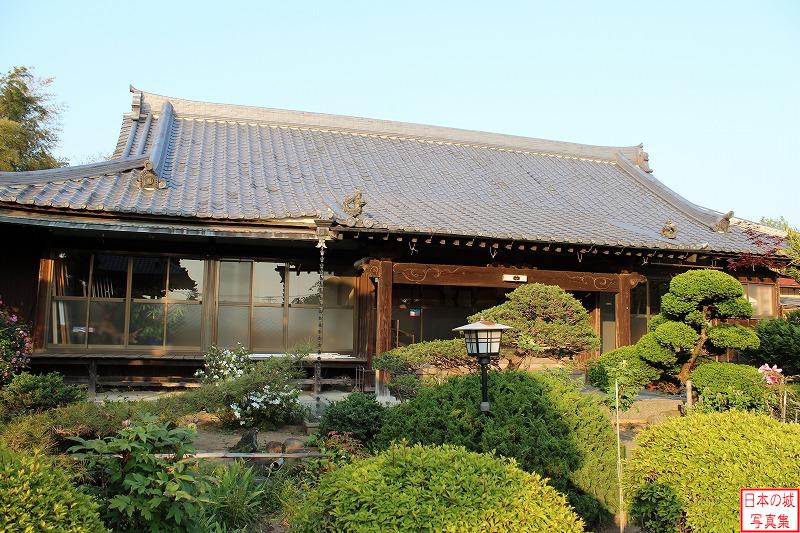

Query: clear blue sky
[2,0,798,226]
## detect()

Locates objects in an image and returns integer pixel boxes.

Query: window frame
[47,251,208,352]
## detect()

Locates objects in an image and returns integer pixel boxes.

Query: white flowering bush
[229,381,303,427]
[195,344,253,384]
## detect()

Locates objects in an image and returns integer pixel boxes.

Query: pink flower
[9,315,17,323]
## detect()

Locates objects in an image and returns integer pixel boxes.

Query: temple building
[0,87,784,387]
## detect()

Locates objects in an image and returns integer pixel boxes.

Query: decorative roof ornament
[634,144,652,173]
[661,220,677,239]
[135,161,166,191]
[130,86,143,121]
[342,188,369,227]
[343,188,366,217]
[713,211,734,233]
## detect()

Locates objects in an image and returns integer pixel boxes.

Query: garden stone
[283,437,305,452]
[230,428,259,453]
[264,440,283,453]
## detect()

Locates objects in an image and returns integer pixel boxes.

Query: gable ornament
[136,161,166,191]
[661,220,677,239]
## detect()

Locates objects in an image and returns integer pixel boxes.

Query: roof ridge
[130,86,651,168]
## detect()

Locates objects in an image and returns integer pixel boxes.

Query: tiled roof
[0,87,772,254]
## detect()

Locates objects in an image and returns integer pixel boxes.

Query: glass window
[218,262,251,303]
[88,301,126,345]
[254,262,284,305]
[90,254,128,299]
[744,283,775,318]
[49,252,205,350]
[288,267,320,305]
[52,251,91,297]
[216,262,355,353]
[252,306,284,352]
[129,303,164,346]
[166,304,202,346]
[131,257,167,300]
[168,259,204,301]
[50,300,87,345]
[217,305,250,348]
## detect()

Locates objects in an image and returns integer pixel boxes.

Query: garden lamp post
[453,319,511,413]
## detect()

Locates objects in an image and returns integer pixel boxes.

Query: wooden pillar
[32,257,53,351]
[355,268,377,363]
[375,260,394,355]
[616,273,632,348]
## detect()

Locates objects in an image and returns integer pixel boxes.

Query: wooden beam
[375,260,394,355]
[392,263,622,292]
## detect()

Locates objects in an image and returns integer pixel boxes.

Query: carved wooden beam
[391,262,622,292]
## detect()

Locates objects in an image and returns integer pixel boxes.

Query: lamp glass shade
[463,329,503,356]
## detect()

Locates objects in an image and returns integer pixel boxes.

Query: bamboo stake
[615,379,625,532]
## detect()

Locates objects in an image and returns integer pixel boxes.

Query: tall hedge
[625,411,800,533]
[290,443,584,532]
[375,371,618,526]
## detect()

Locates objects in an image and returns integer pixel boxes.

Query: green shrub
[627,481,682,533]
[0,400,146,453]
[634,333,679,368]
[625,411,800,533]
[373,338,470,373]
[375,371,617,527]
[0,371,85,418]
[587,346,660,409]
[743,316,800,376]
[0,297,31,385]
[469,283,599,358]
[70,420,207,532]
[318,392,385,446]
[690,362,774,412]
[201,460,270,531]
[2,359,307,452]
[290,443,584,532]
[386,373,422,400]
[633,270,758,382]
[153,358,306,428]
[0,443,108,532]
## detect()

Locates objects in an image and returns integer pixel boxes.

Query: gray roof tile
[0,89,774,254]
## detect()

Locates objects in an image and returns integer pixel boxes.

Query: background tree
[470,283,599,360]
[0,66,65,171]
[760,216,800,283]
[635,269,759,382]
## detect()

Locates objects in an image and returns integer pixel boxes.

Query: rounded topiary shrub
[318,392,386,446]
[290,443,584,532]
[625,411,800,533]
[470,283,599,359]
[690,362,774,412]
[0,445,109,532]
[375,371,618,526]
